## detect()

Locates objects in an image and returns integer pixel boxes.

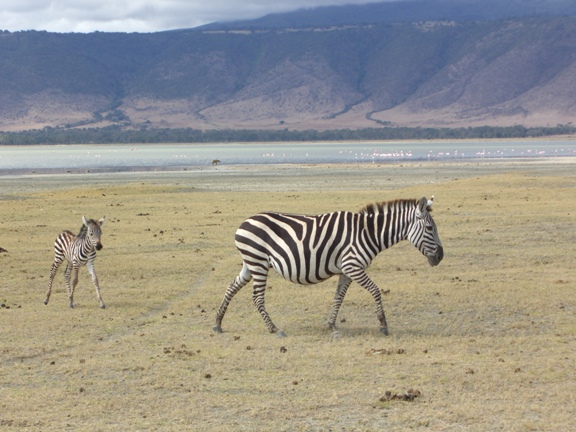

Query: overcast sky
[1,0,387,33]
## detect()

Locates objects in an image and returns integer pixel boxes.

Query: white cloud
[0,0,384,33]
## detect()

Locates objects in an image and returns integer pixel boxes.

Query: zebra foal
[214,197,443,337]
[44,216,106,309]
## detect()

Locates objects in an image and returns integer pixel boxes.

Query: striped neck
[360,199,417,251]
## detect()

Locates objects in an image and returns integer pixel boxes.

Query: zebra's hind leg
[328,275,353,338]
[251,270,285,337]
[87,260,105,309]
[214,263,252,333]
[44,259,63,305]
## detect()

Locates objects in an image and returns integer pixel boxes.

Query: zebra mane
[359,199,417,215]
[77,223,89,238]
[77,219,97,238]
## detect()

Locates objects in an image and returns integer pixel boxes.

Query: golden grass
[1,160,575,431]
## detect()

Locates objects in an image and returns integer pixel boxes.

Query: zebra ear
[99,216,106,226]
[82,215,88,226]
[426,195,434,212]
[417,196,428,215]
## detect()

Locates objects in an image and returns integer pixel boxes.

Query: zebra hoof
[43,300,48,305]
[100,304,106,309]
[331,330,341,339]
[213,325,223,334]
[380,327,389,336]
[276,330,287,338]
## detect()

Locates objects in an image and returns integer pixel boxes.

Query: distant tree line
[0,124,574,145]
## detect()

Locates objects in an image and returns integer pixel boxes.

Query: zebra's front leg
[344,268,389,335]
[214,264,252,333]
[252,273,285,337]
[44,260,62,305]
[87,261,105,309]
[328,274,352,338]
[63,263,74,308]
[68,266,80,308]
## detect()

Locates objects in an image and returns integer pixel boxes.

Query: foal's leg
[44,258,63,305]
[86,260,105,309]
[68,266,80,308]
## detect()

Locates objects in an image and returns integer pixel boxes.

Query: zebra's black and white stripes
[214,197,443,336]
[44,216,106,309]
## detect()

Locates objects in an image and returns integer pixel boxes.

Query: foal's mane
[77,219,98,238]
[77,224,88,238]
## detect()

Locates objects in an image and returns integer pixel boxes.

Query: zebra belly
[268,254,339,285]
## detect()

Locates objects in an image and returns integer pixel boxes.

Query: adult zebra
[214,196,443,336]
[44,216,106,309]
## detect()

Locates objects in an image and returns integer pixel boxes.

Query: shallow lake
[1,140,575,172]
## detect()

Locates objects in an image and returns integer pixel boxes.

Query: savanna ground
[0,159,575,431]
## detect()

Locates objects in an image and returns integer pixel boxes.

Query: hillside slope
[1,13,575,131]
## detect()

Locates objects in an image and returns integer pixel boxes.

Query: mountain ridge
[1,1,576,132]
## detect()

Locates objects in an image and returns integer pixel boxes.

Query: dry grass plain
[1,159,575,431]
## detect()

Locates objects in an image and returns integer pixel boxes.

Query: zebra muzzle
[427,246,443,266]
[96,243,103,251]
